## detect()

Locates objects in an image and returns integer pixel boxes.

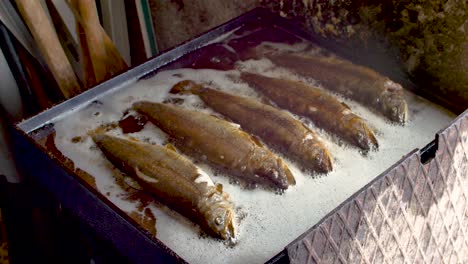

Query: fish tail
[170,80,203,95]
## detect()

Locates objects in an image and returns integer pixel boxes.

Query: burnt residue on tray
[189,44,239,70]
[119,114,148,134]
[228,27,302,60]
[157,43,240,73]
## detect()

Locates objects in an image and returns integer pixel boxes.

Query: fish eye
[215,216,223,226]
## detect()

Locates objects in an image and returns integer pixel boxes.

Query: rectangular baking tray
[13,7,468,264]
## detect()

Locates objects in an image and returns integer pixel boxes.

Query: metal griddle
[12,8,468,264]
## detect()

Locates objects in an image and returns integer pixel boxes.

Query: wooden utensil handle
[15,0,82,98]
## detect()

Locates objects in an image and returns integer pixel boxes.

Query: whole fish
[133,102,296,190]
[240,72,379,151]
[171,80,332,173]
[92,134,236,240]
[265,52,408,124]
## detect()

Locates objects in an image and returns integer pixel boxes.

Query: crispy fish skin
[240,72,379,151]
[171,80,332,173]
[266,53,408,124]
[133,102,296,190]
[92,134,236,240]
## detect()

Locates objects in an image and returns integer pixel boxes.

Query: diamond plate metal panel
[287,112,468,264]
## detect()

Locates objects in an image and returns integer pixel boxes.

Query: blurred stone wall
[149,0,467,113]
[148,0,258,51]
[260,0,468,113]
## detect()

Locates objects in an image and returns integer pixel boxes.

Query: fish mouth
[315,149,333,173]
[222,209,237,240]
[349,117,379,151]
[200,189,237,240]
[272,158,296,189]
[210,207,236,240]
[393,100,408,124]
[383,97,408,124]
[382,83,408,124]
[283,165,296,186]
[356,127,379,152]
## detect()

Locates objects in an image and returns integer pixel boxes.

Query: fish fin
[300,122,315,134]
[259,97,276,107]
[127,136,140,142]
[210,113,227,121]
[170,80,202,94]
[249,134,264,147]
[164,143,177,152]
[135,167,159,185]
[124,175,143,190]
[341,102,351,109]
[216,183,223,193]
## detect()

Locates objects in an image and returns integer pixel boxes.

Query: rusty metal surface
[287,111,468,263]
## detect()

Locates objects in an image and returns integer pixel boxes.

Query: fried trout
[92,134,236,240]
[133,102,296,190]
[240,72,379,151]
[265,53,408,124]
[171,80,332,173]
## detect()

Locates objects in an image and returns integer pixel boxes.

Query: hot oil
[53,41,455,263]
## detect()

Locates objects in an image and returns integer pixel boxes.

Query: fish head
[307,147,333,174]
[199,184,237,240]
[348,118,379,152]
[253,155,296,190]
[381,80,408,124]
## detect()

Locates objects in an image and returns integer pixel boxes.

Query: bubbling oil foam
[54,49,454,264]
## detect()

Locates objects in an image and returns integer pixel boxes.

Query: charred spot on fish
[93,111,101,117]
[119,114,148,134]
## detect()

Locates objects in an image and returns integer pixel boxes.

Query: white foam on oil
[53,53,455,264]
